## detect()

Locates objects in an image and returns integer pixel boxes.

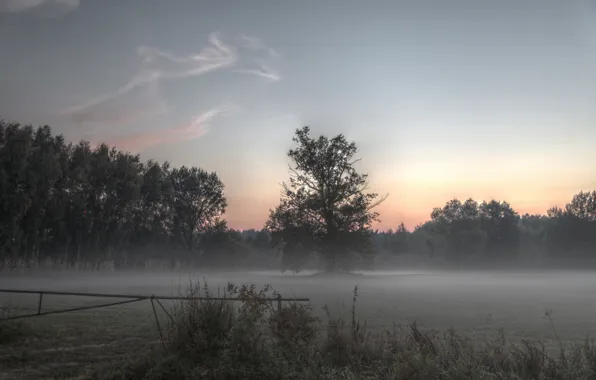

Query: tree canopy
[1,118,596,272]
[0,120,233,268]
[265,126,386,272]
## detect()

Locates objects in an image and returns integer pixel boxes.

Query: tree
[168,166,227,251]
[381,223,411,255]
[430,198,485,259]
[544,191,596,257]
[478,200,520,259]
[0,119,235,270]
[265,126,386,273]
[565,191,596,221]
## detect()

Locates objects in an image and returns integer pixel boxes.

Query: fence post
[150,296,166,349]
[277,294,282,312]
[37,292,43,315]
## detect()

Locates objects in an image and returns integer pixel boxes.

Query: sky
[1,0,596,230]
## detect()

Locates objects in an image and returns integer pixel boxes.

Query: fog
[3,269,596,346]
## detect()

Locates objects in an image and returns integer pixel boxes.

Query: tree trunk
[64,235,71,269]
[324,245,337,272]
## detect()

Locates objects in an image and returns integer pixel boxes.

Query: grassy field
[2,269,596,379]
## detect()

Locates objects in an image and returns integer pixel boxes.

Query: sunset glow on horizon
[1,0,595,232]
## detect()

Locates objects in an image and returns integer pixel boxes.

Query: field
[2,269,596,379]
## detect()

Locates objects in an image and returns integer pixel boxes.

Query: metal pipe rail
[0,288,309,302]
[0,288,310,347]
[0,288,310,322]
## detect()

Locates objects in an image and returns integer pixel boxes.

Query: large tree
[265,126,386,273]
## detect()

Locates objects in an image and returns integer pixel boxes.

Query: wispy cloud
[235,34,281,81]
[234,62,281,82]
[240,34,279,58]
[63,33,236,122]
[0,0,79,15]
[62,31,280,150]
[105,105,235,153]
[70,81,170,126]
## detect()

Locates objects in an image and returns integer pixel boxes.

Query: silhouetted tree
[430,198,485,260]
[544,191,596,258]
[565,191,596,221]
[429,198,521,260]
[168,166,227,251]
[381,223,411,255]
[0,120,230,269]
[4,118,596,271]
[265,126,386,272]
[478,200,520,259]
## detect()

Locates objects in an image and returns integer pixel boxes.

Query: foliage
[375,192,596,264]
[95,283,596,380]
[169,166,227,251]
[2,118,596,270]
[0,120,230,267]
[265,126,387,272]
[426,198,519,260]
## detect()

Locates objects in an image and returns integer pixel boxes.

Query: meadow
[2,269,596,378]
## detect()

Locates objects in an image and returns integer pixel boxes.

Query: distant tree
[5,117,596,271]
[265,126,386,273]
[382,223,411,255]
[565,191,596,221]
[199,225,251,265]
[168,166,227,251]
[478,200,520,259]
[430,198,485,259]
[544,191,596,257]
[253,229,271,248]
[546,206,565,219]
[429,198,521,260]
[518,213,549,255]
[242,229,272,250]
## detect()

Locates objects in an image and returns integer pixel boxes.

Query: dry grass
[2,281,596,379]
[73,283,596,380]
[0,303,33,346]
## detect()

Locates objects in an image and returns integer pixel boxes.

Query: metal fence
[0,288,310,347]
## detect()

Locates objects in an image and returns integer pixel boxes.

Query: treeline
[375,194,596,263]
[1,120,595,271]
[0,120,271,269]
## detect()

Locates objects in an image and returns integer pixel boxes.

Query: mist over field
[1,121,595,379]
[3,1,596,377]
[3,267,596,347]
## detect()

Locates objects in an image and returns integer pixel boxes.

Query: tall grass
[91,282,596,379]
[0,303,31,345]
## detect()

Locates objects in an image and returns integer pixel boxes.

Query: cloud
[62,31,280,147]
[240,34,279,58]
[0,0,46,12]
[234,62,281,82]
[236,34,281,81]
[105,105,234,152]
[69,81,169,126]
[63,32,236,124]
[0,0,79,14]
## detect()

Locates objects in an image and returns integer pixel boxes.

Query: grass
[0,303,33,345]
[84,283,596,380]
[3,281,596,379]
[0,298,160,380]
